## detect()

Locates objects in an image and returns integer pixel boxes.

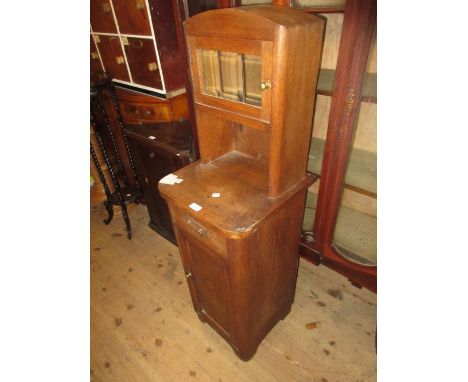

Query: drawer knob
[147,62,158,72]
[149,152,155,158]
[184,216,207,237]
[259,81,271,91]
[91,52,99,60]
[102,2,111,13]
[116,56,125,65]
[144,110,152,117]
[135,0,145,10]
[185,272,192,279]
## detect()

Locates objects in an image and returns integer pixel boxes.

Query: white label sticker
[159,173,183,185]
[148,135,156,140]
[189,203,202,212]
[211,192,220,198]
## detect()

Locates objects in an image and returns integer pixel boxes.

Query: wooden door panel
[112,0,152,36]
[90,0,117,33]
[124,38,162,89]
[96,35,130,81]
[90,36,106,83]
[181,232,231,335]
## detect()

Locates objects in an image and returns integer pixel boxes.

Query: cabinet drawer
[119,101,172,124]
[95,35,130,82]
[171,208,226,256]
[124,38,163,89]
[111,0,151,36]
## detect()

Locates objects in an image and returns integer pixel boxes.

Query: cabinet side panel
[269,20,324,196]
[149,0,186,92]
[227,187,307,356]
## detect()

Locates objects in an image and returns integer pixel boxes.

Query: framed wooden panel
[123,37,163,89]
[90,35,106,83]
[111,0,152,35]
[90,0,117,33]
[95,35,130,81]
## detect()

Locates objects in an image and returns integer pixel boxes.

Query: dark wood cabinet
[160,6,324,360]
[125,122,193,243]
[90,0,187,96]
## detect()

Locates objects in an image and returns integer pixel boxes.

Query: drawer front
[95,35,130,81]
[124,38,163,89]
[111,0,152,36]
[170,207,226,256]
[119,101,172,124]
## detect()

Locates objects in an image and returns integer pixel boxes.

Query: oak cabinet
[159,5,324,360]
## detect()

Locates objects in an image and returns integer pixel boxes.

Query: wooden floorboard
[91,202,376,382]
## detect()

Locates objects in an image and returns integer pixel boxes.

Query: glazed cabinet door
[175,226,232,340]
[187,37,273,122]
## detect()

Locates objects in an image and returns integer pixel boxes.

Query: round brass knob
[185,272,192,279]
[259,81,271,91]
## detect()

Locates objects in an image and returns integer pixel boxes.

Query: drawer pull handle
[102,2,111,13]
[147,62,158,71]
[144,110,152,117]
[185,272,192,279]
[184,216,207,237]
[135,0,145,10]
[91,52,99,60]
[116,56,125,64]
[149,152,155,158]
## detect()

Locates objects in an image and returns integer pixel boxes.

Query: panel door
[124,37,163,89]
[95,35,130,81]
[188,36,273,123]
[177,228,232,338]
[90,0,117,33]
[111,0,152,36]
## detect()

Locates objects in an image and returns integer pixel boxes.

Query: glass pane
[332,28,377,266]
[198,49,262,107]
[332,100,377,266]
[244,54,262,106]
[219,52,243,102]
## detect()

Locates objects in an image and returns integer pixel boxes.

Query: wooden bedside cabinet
[159,5,324,361]
[125,121,193,244]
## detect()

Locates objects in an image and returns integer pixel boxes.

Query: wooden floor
[91,201,376,382]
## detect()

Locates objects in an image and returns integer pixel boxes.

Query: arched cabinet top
[184,5,323,41]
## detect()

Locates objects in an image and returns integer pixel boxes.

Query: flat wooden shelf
[317,69,377,103]
[302,191,377,266]
[307,138,377,197]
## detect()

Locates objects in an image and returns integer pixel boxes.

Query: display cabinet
[159,5,324,361]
